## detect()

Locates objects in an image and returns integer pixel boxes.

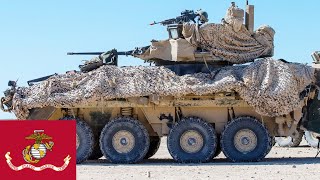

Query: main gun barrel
[67,52,104,55]
[67,51,133,56]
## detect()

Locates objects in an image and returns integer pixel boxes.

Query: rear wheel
[61,116,94,164]
[221,116,272,162]
[144,136,161,159]
[167,116,217,163]
[99,117,150,164]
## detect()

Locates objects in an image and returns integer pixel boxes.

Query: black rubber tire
[221,116,272,162]
[99,117,150,164]
[60,116,94,164]
[144,136,161,159]
[167,116,217,163]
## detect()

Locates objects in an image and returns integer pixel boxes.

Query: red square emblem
[0,120,76,180]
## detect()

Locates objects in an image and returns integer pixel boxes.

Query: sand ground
[77,138,320,180]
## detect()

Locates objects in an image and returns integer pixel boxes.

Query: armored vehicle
[1,2,320,164]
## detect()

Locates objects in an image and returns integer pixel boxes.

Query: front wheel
[221,116,272,162]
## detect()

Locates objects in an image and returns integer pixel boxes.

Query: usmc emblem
[23,130,54,163]
[5,129,71,171]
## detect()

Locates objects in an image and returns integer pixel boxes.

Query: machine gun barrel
[67,51,133,56]
[150,18,177,26]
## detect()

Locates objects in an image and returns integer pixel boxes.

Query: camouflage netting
[182,23,275,63]
[11,58,314,119]
[136,4,275,63]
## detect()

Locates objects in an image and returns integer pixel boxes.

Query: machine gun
[150,10,208,39]
[150,9,208,26]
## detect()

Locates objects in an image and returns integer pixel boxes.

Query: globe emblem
[22,130,54,163]
[30,144,47,159]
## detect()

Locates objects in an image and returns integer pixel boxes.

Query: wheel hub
[188,138,196,146]
[234,129,257,153]
[120,138,128,145]
[112,130,135,154]
[180,130,204,153]
[241,137,250,145]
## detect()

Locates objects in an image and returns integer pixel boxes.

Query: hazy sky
[1,0,319,119]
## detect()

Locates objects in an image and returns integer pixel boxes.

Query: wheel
[99,117,150,164]
[76,120,94,164]
[60,116,94,164]
[304,131,320,147]
[275,131,303,147]
[144,136,161,159]
[221,116,272,162]
[167,116,217,163]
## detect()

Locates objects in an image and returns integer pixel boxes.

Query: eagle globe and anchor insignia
[23,130,54,163]
[5,130,71,171]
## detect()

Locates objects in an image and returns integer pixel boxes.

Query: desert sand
[77,138,320,180]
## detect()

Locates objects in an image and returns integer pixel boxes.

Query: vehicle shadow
[79,156,320,166]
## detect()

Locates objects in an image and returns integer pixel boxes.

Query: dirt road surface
[77,138,320,180]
